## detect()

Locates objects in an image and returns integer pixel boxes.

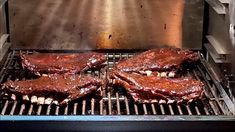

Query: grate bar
[124,96,130,115]
[37,105,42,115]
[99,99,103,115]
[1,100,8,115]
[151,104,157,115]
[193,69,225,115]
[107,92,112,115]
[19,104,25,115]
[10,101,17,115]
[116,93,121,115]
[177,105,183,115]
[160,104,165,115]
[196,67,229,115]
[206,83,227,115]
[28,104,33,115]
[203,106,210,115]
[46,105,51,115]
[55,106,59,115]
[82,100,86,115]
[195,106,201,115]
[143,104,148,115]
[134,104,139,115]
[186,105,192,115]
[64,104,68,115]
[73,103,78,115]
[209,101,219,115]
[91,98,95,115]
[168,104,174,115]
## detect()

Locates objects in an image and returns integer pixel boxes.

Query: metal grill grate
[0,50,234,116]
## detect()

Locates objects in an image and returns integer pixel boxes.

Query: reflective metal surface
[9,0,204,50]
[229,0,235,96]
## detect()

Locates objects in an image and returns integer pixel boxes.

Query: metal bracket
[206,0,227,15]
[218,0,231,5]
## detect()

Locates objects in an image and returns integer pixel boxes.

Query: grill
[0,49,234,116]
[0,49,234,131]
[1,0,235,131]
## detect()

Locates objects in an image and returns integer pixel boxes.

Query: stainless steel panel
[207,6,232,55]
[9,0,204,50]
[229,0,235,96]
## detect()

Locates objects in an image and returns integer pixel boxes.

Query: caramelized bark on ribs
[114,48,199,74]
[21,52,106,75]
[2,74,103,104]
[111,70,204,103]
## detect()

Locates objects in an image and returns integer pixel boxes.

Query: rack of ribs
[111,70,204,104]
[21,52,106,75]
[114,48,199,77]
[2,74,103,105]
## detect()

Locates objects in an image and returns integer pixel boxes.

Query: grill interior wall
[9,0,204,50]
[0,50,233,116]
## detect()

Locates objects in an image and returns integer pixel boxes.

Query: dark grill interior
[0,50,234,116]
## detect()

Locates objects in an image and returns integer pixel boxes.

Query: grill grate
[0,50,234,116]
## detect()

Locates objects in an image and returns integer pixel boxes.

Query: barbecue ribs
[21,52,106,75]
[2,74,103,104]
[111,70,204,103]
[114,48,199,77]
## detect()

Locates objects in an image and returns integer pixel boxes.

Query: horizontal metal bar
[0,115,234,121]
[218,0,230,4]
[206,0,226,15]
[204,43,230,63]
[206,35,230,55]
[102,97,125,100]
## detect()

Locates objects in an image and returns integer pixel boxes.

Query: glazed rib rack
[0,50,234,116]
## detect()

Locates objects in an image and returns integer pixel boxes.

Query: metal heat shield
[9,0,204,50]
